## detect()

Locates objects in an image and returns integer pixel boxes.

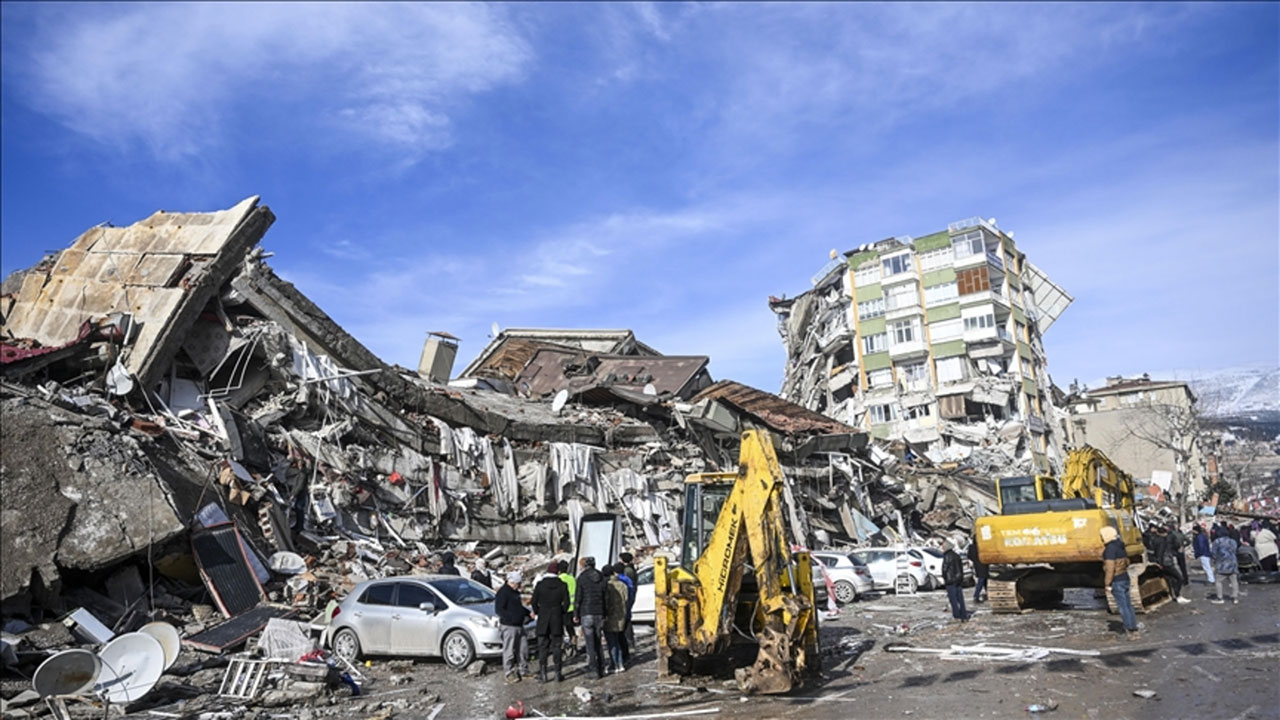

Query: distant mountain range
[1175,365,1279,418]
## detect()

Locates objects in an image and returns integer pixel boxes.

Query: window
[903,404,932,420]
[396,583,437,608]
[891,319,918,345]
[919,247,954,271]
[931,318,962,341]
[854,263,881,286]
[857,297,885,320]
[936,357,966,383]
[862,333,887,354]
[868,368,893,387]
[428,578,496,604]
[886,284,918,310]
[964,314,995,331]
[956,266,992,294]
[869,403,897,424]
[952,230,984,258]
[359,583,395,606]
[924,282,958,306]
[900,362,928,384]
[881,253,915,277]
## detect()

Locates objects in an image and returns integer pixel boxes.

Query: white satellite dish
[138,622,181,670]
[551,389,569,415]
[33,649,101,697]
[490,322,500,338]
[96,632,165,704]
[643,383,657,396]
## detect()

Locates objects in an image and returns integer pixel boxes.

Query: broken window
[869,403,897,424]
[857,297,885,320]
[935,357,967,383]
[903,404,932,420]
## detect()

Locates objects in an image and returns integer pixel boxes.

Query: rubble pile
[0,198,1003,713]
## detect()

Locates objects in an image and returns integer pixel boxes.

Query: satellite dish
[96,633,165,704]
[138,623,181,671]
[33,649,101,697]
[643,383,657,396]
[490,322,500,338]
[551,389,569,415]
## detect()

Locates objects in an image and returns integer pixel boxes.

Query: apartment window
[886,284,918,310]
[854,263,881,286]
[881,253,915,277]
[952,230,984,258]
[931,318,962,342]
[903,404,933,420]
[890,319,918,345]
[869,404,897,424]
[868,369,893,388]
[936,357,966,383]
[857,297,885,320]
[862,333,887,354]
[924,282,958,306]
[919,247,954,271]
[964,314,996,331]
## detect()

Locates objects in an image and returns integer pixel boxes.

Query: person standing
[967,537,989,604]
[574,557,608,679]
[531,562,569,683]
[494,571,531,683]
[603,565,629,673]
[471,558,494,589]
[1153,526,1190,604]
[557,560,578,656]
[941,541,968,621]
[1193,525,1215,585]
[618,552,639,650]
[438,551,461,576]
[1254,521,1278,572]
[1210,527,1240,604]
[614,562,635,664]
[1169,523,1191,592]
[1101,525,1139,639]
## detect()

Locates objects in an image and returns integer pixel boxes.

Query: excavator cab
[680,479,733,569]
[996,475,1062,513]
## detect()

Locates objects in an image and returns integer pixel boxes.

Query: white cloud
[5,3,531,161]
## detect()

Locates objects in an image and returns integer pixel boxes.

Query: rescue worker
[531,562,569,682]
[1101,525,1139,639]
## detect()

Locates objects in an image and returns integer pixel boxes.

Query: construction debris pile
[0,198,1003,713]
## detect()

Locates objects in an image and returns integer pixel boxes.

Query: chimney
[418,332,459,383]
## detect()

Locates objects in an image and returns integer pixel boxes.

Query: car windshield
[845,554,867,567]
[428,578,495,605]
[922,548,943,558]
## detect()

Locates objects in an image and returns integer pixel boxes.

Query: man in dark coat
[1193,524,1214,584]
[1153,526,1189,603]
[941,541,968,621]
[494,572,531,682]
[438,551,461,576]
[967,538,989,603]
[574,556,608,679]
[531,562,569,682]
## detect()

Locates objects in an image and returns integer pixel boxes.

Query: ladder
[218,658,276,700]
[894,574,917,596]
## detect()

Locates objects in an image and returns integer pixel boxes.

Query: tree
[1121,386,1207,522]
[1202,479,1238,507]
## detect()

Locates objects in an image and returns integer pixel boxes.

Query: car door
[352,582,396,653]
[392,582,442,656]
[869,551,896,588]
[633,566,655,623]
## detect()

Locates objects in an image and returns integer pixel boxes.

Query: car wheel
[896,574,918,593]
[833,580,857,604]
[442,629,476,669]
[332,628,361,662]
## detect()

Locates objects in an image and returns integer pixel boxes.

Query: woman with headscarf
[1101,525,1139,638]
[471,558,494,588]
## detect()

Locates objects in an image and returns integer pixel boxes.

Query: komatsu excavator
[654,430,819,695]
[974,446,1171,615]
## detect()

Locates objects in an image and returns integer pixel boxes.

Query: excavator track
[1105,562,1171,615]
[988,568,1065,614]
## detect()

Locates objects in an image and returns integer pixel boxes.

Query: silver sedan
[329,575,529,668]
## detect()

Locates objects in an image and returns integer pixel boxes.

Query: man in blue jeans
[1101,525,1139,639]
[941,541,968,621]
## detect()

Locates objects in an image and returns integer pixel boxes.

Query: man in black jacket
[531,562,569,682]
[941,541,968,621]
[967,537,989,604]
[574,556,608,679]
[494,571,531,683]
[438,551,461,576]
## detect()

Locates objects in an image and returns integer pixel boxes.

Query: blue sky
[2,3,1277,392]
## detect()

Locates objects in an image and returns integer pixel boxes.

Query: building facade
[772,217,1072,473]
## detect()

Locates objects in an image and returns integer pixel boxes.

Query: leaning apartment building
[772,217,1072,474]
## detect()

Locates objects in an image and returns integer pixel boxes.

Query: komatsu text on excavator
[974,446,1171,615]
[654,430,819,694]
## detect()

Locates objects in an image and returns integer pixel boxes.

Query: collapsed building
[0,199,1002,680]
[771,217,1073,475]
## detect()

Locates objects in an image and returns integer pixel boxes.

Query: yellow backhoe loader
[974,446,1170,614]
[654,429,819,694]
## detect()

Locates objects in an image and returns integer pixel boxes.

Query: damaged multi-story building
[771,217,1073,474]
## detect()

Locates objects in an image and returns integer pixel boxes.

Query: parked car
[917,546,974,589]
[328,575,531,668]
[633,565,657,623]
[811,551,874,603]
[848,547,932,593]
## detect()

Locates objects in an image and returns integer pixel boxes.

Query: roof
[514,347,709,399]
[1085,378,1194,398]
[459,328,660,379]
[691,380,854,435]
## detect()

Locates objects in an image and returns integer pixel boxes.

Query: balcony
[987,251,1006,270]
[958,289,1009,309]
[884,294,923,321]
[888,338,927,358]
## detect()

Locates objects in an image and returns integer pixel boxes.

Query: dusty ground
[121,568,1278,720]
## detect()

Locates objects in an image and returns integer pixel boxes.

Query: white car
[632,565,656,623]
[811,552,874,604]
[848,547,932,593]
[916,546,974,589]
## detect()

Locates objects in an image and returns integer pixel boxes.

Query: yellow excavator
[974,446,1170,615]
[654,430,819,694]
